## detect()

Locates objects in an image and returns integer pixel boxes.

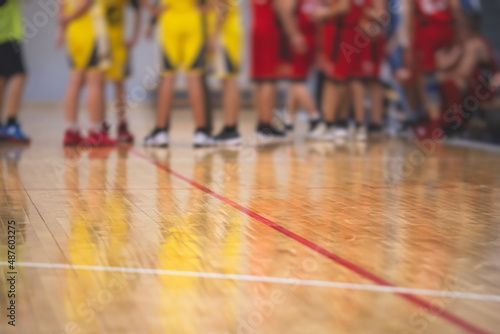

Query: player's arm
[449,0,466,42]
[127,0,142,48]
[59,0,94,25]
[399,0,414,66]
[364,0,387,25]
[310,0,350,22]
[274,0,306,54]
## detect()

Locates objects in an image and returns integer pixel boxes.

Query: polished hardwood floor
[0,108,499,334]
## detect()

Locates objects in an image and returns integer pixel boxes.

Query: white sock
[90,123,102,131]
[284,112,293,126]
[66,122,79,131]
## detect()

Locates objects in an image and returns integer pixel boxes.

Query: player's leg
[84,70,117,146]
[1,41,29,142]
[63,70,85,146]
[367,80,384,137]
[144,74,174,148]
[214,76,242,145]
[322,80,347,141]
[350,80,367,141]
[284,85,298,133]
[0,77,6,139]
[114,80,133,143]
[185,11,213,147]
[292,82,324,139]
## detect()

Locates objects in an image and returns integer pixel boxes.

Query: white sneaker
[354,126,368,141]
[307,121,327,140]
[334,127,349,142]
[193,131,215,148]
[323,127,336,141]
[144,129,169,147]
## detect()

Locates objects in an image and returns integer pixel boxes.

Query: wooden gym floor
[0,107,500,334]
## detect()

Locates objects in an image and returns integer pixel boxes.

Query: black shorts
[0,40,26,77]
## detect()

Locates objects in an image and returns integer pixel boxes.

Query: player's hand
[148,5,165,18]
[126,37,138,49]
[310,6,330,22]
[395,68,412,83]
[491,72,500,91]
[290,33,307,55]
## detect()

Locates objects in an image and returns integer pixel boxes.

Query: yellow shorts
[106,32,130,81]
[158,10,205,75]
[66,20,110,71]
[207,11,242,78]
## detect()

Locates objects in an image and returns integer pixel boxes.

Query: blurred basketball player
[279,0,326,140]
[207,0,243,146]
[57,0,117,146]
[358,0,387,138]
[400,0,465,139]
[0,0,30,142]
[437,9,499,133]
[250,0,288,143]
[312,0,367,142]
[142,0,213,147]
[105,0,141,143]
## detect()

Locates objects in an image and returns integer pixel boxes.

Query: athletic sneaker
[307,120,326,140]
[214,127,242,146]
[354,125,368,141]
[63,129,84,146]
[193,130,215,148]
[256,124,287,144]
[334,126,349,142]
[118,122,134,143]
[83,129,118,147]
[3,123,30,143]
[368,123,384,140]
[144,128,169,147]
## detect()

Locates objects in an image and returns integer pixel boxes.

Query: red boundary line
[130,148,490,334]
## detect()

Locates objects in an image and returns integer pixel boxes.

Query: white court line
[2,261,500,303]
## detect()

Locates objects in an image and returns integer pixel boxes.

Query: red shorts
[282,33,316,81]
[320,24,365,82]
[354,36,385,80]
[251,26,281,81]
[414,24,455,73]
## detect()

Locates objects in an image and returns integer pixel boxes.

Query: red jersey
[297,0,320,34]
[251,0,278,32]
[415,0,453,25]
[338,0,366,27]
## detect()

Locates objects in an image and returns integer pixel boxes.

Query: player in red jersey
[436,12,500,134]
[280,0,326,140]
[401,0,465,139]
[312,0,369,142]
[357,0,387,138]
[250,0,287,142]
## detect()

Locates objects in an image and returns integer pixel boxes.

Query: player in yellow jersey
[207,0,242,146]
[105,0,141,143]
[57,0,118,146]
[142,0,214,148]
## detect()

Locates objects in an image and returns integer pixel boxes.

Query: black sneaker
[214,127,242,146]
[256,124,287,144]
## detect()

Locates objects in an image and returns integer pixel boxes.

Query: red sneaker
[118,123,134,143]
[83,129,118,147]
[63,129,84,146]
